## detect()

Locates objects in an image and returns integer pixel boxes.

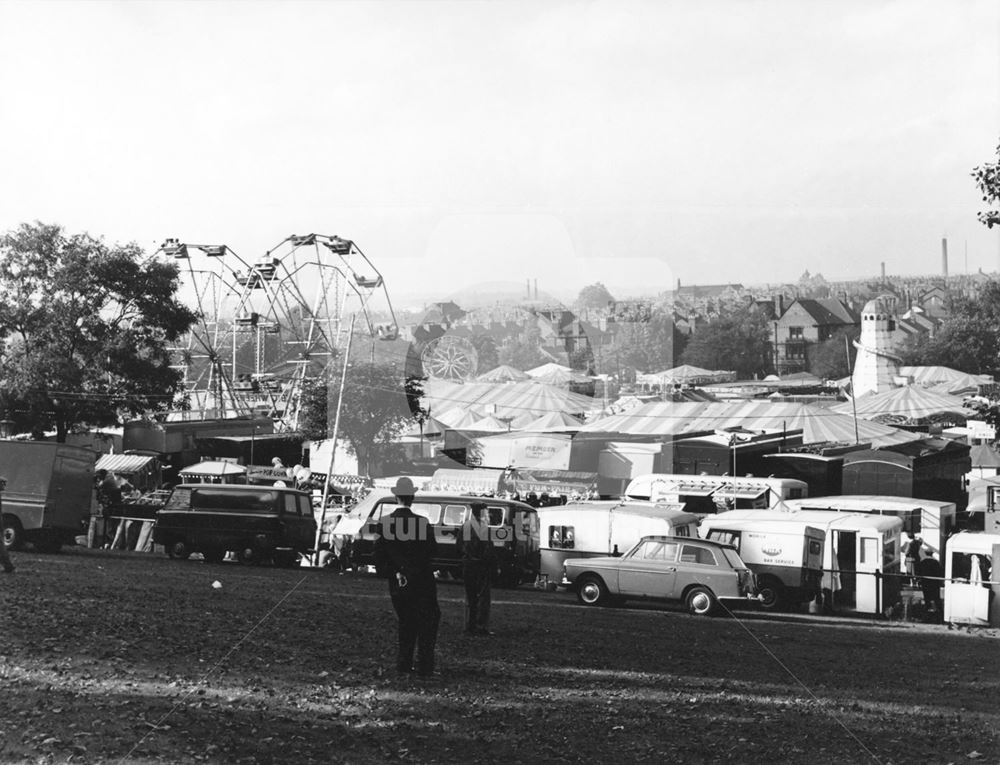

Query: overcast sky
[1,1,998,307]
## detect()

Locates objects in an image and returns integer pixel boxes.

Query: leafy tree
[298,361,423,476]
[807,327,859,380]
[575,282,616,311]
[498,324,549,370]
[0,222,196,441]
[897,282,1000,375]
[471,335,499,374]
[602,310,687,378]
[680,309,773,379]
[972,139,1000,228]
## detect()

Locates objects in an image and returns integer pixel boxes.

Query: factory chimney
[534,279,538,300]
[880,262,885,280]
[942,238,949,278]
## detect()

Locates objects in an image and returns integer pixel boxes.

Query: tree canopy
[972,139,1000,229]
[897,282,1000,375]
[601,309,687,379]
[0,223,197,441]
[575,282,615,310]
[680,308,773,379]
[298,360,422,476]
[807,327,858,380]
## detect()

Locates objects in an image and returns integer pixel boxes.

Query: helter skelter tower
[851,297,900,398]
[160,233,398,431]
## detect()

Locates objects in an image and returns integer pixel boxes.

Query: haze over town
[1,1,998,306]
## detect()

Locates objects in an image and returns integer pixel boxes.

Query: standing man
[0,476,15,573]
[457,503,496,636]
[903,531,922,587]
[373,477,441,678]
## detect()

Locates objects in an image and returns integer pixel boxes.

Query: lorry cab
[343,492,539,587]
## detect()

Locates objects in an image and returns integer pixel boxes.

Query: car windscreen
[191,488,279,514]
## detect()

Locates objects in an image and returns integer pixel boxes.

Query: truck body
[1,440,95,552]
[699,513,825,610]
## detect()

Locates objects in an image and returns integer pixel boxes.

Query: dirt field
[0,546,997,765]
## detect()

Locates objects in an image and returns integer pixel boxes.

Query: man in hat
[373,477,441,677]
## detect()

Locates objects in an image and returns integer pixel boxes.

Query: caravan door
[855,531,883,614]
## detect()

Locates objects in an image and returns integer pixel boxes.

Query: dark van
[345,492,540,587]
[153,484,316,566]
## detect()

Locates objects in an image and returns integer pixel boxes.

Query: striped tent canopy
[467,414,511,432]
[530,366,592,386]
[578,400,918,447]
[832,386,971,426]
[475,364,531,383]
[423,379,596,422]
[523,411,584,432]
[525,362,574,378]
[899,366,993,388]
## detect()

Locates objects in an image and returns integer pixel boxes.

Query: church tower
[851,297,900,397]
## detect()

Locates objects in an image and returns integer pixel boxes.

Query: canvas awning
[713,485,768,501]
[96,453,158,475]
[513,470,598,496]
[427,468,505,494]
[179,460,248,477]
[669,482,716,497]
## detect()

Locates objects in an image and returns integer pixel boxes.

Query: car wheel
[202,547,225,564]
[2,516,24,551]
[576,574,611,607]
[685,585,718,616]
[167,541,191,560]
[236,546,258,565]
[757,576,784,611]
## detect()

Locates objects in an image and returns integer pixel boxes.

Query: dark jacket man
[457,503,497,635]
[373,477,441,677]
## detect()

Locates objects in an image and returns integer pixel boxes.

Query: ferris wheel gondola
[161,233,398,430]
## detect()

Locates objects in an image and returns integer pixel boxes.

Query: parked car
[152,483,316,565]
[563,535,758,616]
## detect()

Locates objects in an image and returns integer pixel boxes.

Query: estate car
[563,535,758,615]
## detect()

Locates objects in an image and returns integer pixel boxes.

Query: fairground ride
[160,233,398,431]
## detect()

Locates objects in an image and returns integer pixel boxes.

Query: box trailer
[1,440,95,552]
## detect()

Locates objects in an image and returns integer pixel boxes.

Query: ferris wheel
[160,233,398,430]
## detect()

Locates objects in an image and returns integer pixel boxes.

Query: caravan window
[706,530,741,553]
[952,553,992,587]
[549,525,575,549]
[486,506,505,526]
[283,494,300,517]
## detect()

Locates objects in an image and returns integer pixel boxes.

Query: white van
[702,509,903,615]
[537,500,700,587]
[782,496,957,559]
[699,514,824,611]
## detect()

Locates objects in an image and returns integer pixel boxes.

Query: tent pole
[845,335,860,444]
